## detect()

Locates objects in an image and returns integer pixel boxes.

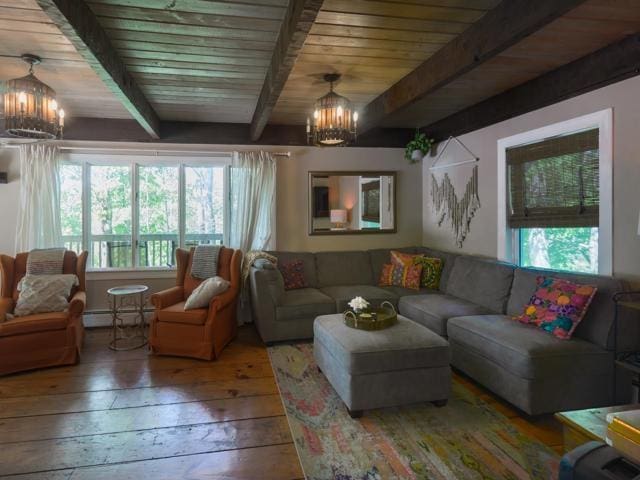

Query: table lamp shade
[330,209,347,224]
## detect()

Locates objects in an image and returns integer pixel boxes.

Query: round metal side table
[107,285,149,351]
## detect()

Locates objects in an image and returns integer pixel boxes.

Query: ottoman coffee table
[313,313,451,418]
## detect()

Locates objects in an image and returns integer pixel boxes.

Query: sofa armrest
[150,286,184,309]
[0,297,13,322]
[68,291,86,317]
[249,267,286,342]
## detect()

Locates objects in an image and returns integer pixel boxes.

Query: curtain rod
[0,143,290,157]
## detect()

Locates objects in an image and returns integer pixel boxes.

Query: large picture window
[59,156,228,270]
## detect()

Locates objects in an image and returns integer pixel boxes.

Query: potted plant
[405,131,434,164]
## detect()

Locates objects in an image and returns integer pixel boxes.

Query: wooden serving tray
[343,301,397,331]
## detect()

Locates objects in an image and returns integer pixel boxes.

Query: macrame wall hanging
[429,136,480,248]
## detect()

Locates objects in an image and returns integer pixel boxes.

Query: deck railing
[62,233,223,268]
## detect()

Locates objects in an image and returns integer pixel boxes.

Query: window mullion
[132,162,139,268]
[179,163,186,249]
[83,162,91,264]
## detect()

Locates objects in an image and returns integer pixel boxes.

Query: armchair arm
[209,287,238,312]
[150,286,184,309]
[68,291,86,317]
[0,297,14,322]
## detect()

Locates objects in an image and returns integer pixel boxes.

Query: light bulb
[353,111,359,122]
[18,91,26,105]
[337,105,343,117]
[58,108,65,126]
[313,109,319,119]
[51,99,58,111]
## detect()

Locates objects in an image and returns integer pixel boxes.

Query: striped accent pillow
[26,248,66,275]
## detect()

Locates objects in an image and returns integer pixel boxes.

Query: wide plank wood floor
[0,325,564,479]
[0,326,304,479]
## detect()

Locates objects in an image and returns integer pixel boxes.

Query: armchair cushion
[157,302,208,325]
[0,297,13,322]
[0,312,68,337]
[14,274,79,317]
[184,276,230,310]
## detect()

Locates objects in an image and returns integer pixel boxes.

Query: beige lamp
[330,209,348,230]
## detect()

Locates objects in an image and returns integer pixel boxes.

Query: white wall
[422,75,640,283]
[0,143,418,310]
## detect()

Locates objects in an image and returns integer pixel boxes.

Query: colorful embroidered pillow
[390,250,443,289]
[516,276,597,340]
[378,263,423,290]
[278,260,308,290]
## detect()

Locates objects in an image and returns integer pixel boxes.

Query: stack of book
[606,409,640,462]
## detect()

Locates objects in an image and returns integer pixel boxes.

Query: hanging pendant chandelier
[3,54,65,139]
[307,74,357,146]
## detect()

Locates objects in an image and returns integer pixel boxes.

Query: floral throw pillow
[378,263,423,291]
[278,260,308,290]
[390,250,442,289]
[516,276,597,340]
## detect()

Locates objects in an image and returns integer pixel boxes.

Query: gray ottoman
[313,313,451,418]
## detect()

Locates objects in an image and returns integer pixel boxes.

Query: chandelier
[307,74,357,146]
[3,54,65,139]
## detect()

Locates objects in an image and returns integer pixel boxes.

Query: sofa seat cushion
[381,286,439,298]
[275,288,335,322]
[320,285,398,312]
[157,302,208,325]
[0,312,68,337]
[314,314,450,375]
[447,315,613,380]
[399,294,492,336]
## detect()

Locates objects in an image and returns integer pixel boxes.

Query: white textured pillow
[14,274,79,317]
[184,276,230,310]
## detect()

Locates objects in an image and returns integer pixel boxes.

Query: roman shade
[507,128,599,228]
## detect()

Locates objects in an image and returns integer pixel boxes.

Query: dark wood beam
[423,33,640,141]
[36,0,161,139]
[61,117,412,147]
[249,0,323,141]
[358,0,587,134]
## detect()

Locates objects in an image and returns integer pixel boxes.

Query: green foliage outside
[520,227,598,274]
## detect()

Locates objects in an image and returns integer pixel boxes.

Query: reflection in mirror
[309,172,396,235]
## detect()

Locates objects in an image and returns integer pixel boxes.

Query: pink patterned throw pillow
[278,260,308,290]
[516,276,597,340]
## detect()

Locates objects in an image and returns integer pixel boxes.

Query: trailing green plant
[405,131,434,163]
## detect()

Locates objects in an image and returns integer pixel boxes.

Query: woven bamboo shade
[507,128,599,228]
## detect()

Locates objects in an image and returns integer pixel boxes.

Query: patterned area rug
[268,343,559,480]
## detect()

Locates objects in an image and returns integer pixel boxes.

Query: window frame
[60,153,231,272]
[497,109,613,275]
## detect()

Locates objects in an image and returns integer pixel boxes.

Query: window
[498,110,612,275]
[59,156,228,270]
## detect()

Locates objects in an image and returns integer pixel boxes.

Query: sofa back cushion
[368,247,416,283]
[507,267,631,350]
[414,247,458,292]
[269,252,318,288]
[446,255,515,313]
[316,251,373,287]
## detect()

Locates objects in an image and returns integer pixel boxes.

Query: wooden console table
[555,404,640,453]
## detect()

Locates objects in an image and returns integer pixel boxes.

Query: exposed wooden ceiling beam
[357,0,588,134]
[423,33,640,141]
[36,0,161,139]
[249,0,323,141]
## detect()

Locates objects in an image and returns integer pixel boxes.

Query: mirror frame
[308,171,397,236]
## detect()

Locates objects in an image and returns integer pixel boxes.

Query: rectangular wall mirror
[308,171,396,235]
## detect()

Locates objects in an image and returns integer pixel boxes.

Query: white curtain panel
[229,150,277,253]
[15,144,63,252]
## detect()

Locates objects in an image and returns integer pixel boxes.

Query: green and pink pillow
[516,276,597,340]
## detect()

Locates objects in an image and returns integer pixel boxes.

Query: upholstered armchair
[150,247,242,360]
[0,250,88,376]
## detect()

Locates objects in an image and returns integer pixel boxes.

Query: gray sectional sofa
[249,247,636,415]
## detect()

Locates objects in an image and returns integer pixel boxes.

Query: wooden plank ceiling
[384,0,640,129]
[269,0,501,125]
[87,0,288,123]
[0,0,130,119]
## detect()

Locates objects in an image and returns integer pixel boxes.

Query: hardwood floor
[0,326,304,479]
[0,325,564,479]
